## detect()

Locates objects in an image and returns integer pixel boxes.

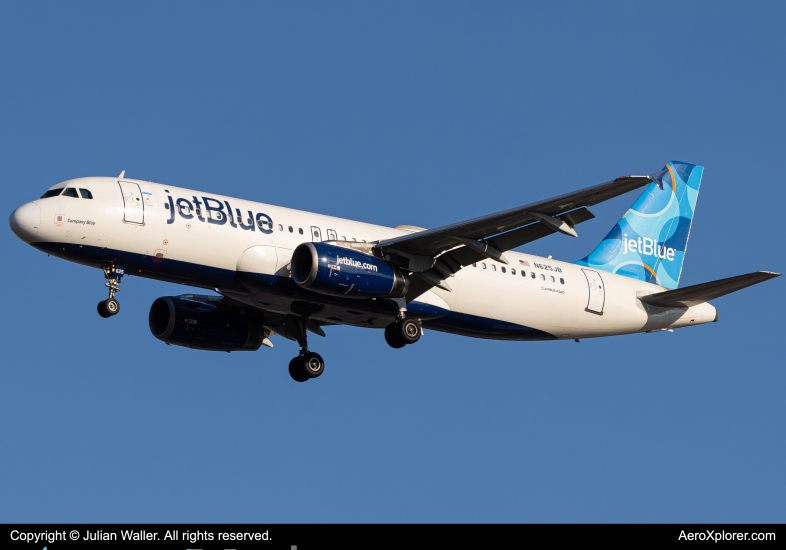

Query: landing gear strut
[97,265,124,318]
[385,316,421,349]
[288,316,325,382]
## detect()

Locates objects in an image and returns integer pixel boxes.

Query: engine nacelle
[291,242,409,298]
[149,296,266,351]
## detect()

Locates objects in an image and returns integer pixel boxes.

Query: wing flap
[436,207,595,268]
[639,271,781,308]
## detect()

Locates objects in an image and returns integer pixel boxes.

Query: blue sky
[1,1,784,522]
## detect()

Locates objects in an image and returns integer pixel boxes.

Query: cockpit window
[79,189,93,199]
[40,189,63,199]
[61,188,79,198]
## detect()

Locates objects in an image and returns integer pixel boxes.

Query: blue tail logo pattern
[575,161,702,289]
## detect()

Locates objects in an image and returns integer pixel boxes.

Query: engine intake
[149,296,265,351]
[291,242,409,298]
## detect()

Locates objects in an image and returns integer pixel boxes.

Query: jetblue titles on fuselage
[165,192,274,234]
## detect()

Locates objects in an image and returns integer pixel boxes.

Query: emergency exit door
[118,181,145,224]
[582,268,605,315]
[311,226,322,242]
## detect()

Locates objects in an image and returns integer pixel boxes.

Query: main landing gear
[288,316,325,383]
[384,317,421,349]
[97,265,124,318]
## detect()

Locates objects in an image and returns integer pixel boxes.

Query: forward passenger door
[117,181,145,224]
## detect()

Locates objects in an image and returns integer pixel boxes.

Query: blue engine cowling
[291,242,409,298]
[149,296,265,351]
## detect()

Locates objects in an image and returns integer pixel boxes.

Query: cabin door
[117,181,145,224]
[582,268,605,315]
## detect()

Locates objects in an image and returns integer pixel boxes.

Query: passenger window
[511,268,516,275]
[501,267,506,273]
[299,228,304,235]
[40,189,63,199]
[196,209,201,216]
[550,276,555,283]
[278,224,283,231]
[531,272,536,279]
[247,218,252,225]
[164,203,170,210]
[482,263,487,269]
[79,189,93,199]
[541,274,545,281]
[352,238,357,242]
[560,278,565,285]
[342,236,347,240]
[61,187,79,198]
[472,263,477,268]
[521,271,526,277]
[288,226,293,233]
[492,265,497,271]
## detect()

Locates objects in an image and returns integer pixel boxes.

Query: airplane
[9,161,780,382]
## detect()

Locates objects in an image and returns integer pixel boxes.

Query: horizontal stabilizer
[639,271,781,308]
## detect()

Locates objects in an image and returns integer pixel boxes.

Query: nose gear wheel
[97,265,124,318]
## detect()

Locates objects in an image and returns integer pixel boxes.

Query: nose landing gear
[288,316,326,382]
[97,265,124,318]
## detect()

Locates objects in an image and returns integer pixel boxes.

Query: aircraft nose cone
[9,202,41,244]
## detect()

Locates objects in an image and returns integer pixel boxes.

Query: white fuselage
[11,177,718,340]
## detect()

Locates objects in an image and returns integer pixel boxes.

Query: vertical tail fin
[575,161,703,289]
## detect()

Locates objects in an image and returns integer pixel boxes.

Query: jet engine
[290,242,409,298]
[149,296,266,351]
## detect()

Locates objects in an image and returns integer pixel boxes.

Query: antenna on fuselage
[118,170,125,178]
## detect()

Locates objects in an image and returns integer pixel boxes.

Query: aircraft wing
[377,175,652,258]
[639,271,781,308]
[372,174,653,300]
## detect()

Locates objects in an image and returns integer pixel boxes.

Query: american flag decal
[519,260,530,266]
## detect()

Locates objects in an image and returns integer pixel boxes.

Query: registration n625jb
[9,162,779,382]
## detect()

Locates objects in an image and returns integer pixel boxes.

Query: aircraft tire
[97,301,111,318]
[302,352,325,378]
[385,323,406,349]
[397,318,421,345]
[288,357,309,382]
[104,298,120,316]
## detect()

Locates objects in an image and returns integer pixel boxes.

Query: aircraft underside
[34,240,558,343]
